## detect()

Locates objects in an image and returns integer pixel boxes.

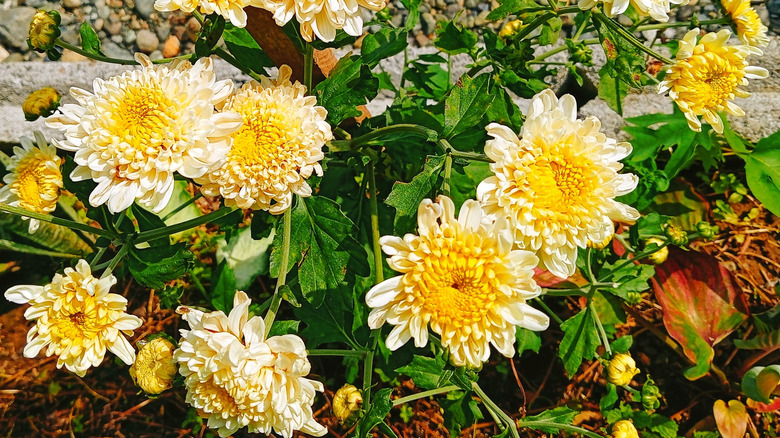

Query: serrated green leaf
[520,406,578,434]
[443,74,495,139]
[558,308,600,377]
[271,196,369,307]
[79,22,102,55]
[434,20,478,56]
[222,24,275,75]
[484,86,524,133]
[354,388,394,438]
[385,155,445,234]
[267,320,300,337]
[486,0,539,20]
[539,17,562,45]
[396,355,448,390]
[131,204,168,247]
[362,28,408,68]
[295,288,356,348]
[210,259,236,313]
[127,242,195,290]
[315,56,378,125]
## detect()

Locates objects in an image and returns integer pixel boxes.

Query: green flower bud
[566,39,593,66]
[641,379,661,410]
[625,290,642,306]
[375,7,392,23]
[663,224,688,246]
[27,10,61,52]
[22,87,61,121]
[695,221,719,239]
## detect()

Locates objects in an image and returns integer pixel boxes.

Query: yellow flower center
[12,155,58,211]
[229,100,298,170]
[525,151,596,211]
[412,227,498,329]
[675,50,745,112]
[50,294,107,342]
[113,84,175,142]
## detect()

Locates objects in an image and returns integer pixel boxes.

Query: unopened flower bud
[612,419,639,438]
[27,10,61,52]
[607,353,640,386]
[663,224,688,246]
[625,290,642,306]
[129,337,177,394]
[567,39,593,65]
[23,87,61,121]
[641,378,661,410]
[645,237,668,264]
[499,19,523,40]
[695,221,719,239]
[333,384,363,426]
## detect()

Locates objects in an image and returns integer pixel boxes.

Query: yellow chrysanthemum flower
[606,352,640,386]
[658,29,768,134]
[262,0,386,42]
[578,0,686,22]
[154,0,265,27]
[722,0,770,47]
[175,291,326,438]
[130,337,177,394]
[365,196,549,368]
[46,53,242,214]
[0,131,62,233]
[197,65,330,214]
[477,90,640,279]
[3,259,142,377]
[612,419,639,438]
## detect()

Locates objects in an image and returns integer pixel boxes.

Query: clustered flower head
[3,260,142,377]
[197,65,330,214]
[658,29,768,134]
[722,0,769,47]
[0,131,62,233]
[130,337,178,394]
[175,291,326,438]
[154,0,265,27]
[477,89,640,279]
[46,53,242,214]
[366,195,549,368]
[262,0,387,42]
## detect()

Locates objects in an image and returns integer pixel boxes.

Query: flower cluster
[175,291,326,438]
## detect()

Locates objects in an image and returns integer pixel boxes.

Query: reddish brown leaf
[533,268,588,288]
[651,247,749,380]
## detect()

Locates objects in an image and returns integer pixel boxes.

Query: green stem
[304,43,314,91]
[515,12,556,41]
[532,38,600,63]
[442,153,452,197]
[0,203,115,238]
[328,124,437,152]
[307,349,367,358]
[392,385,461,407]
[264,206,292,337]
[518,420,603,438]
[542,287,588,297]
[102,239,131,278]
[162,193,203,222]
[436,139,492,163]
[367,161,384,285]
[56,38,190,65]
[598,241,671,282]
[534,297,564,325]
[634,17,730,31]
[363,331,379,407]
[213,47,262,81]
[473,382,520,438]
[591,301,612,356]
[135,207,235,243]
[593,12,674,64]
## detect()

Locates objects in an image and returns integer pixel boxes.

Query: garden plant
[0,0,779,435]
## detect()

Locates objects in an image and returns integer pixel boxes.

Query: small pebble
[162,35,180,58]
[136,29,160,54]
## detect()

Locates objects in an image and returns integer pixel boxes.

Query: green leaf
[362,28,408,68]
[79,22,102,55]
[385,155,445,234]
[539,17,562,46]
[396,355,448,390]
[744,140,780,218]
[520,406,578,434]
[484,86,524,133]
[404,56,450,100]
[314,56,378,126]
[295,288,357,347]
[0,213,91,256]
[210,259,236,313]
[267,320,301,337]
[515,328,542,355]
[434,19,478,56]
[598,69,627,115]
[354,388,395,438]
[600,384,619,411]
[127,243,195,290]
[558,307,600,377]
[216,226,272,290]
[222,24,274,75]
[741,365,780,403]
[131,205,169,247]
[272,196,369,307]
[486,0,539,20]
[443,74,495,139]
[0,238,80,258]
[400,0,421,30]
[440,390,483,437]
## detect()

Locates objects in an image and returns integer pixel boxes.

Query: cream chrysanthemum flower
[722,0,770,47]
[477,90,640,279]
[154,0,265,27]
[3,260,142,377]
[365,196,549,368]
[46,53,242,214]
[0,131,62,233]
[175,291,326,438]
[578,0,686,22]
[197,65,330,214]
[658,29,768,134]
[262,0,386,42]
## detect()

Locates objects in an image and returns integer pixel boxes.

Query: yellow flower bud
[27,10,61,52]
[23,87,61,121]
[332,384,363,426]
[129,337,177,395]
[499,19,523,40]
[645,237,668,264]
[612,419,639,438]
[607,353,640,386]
